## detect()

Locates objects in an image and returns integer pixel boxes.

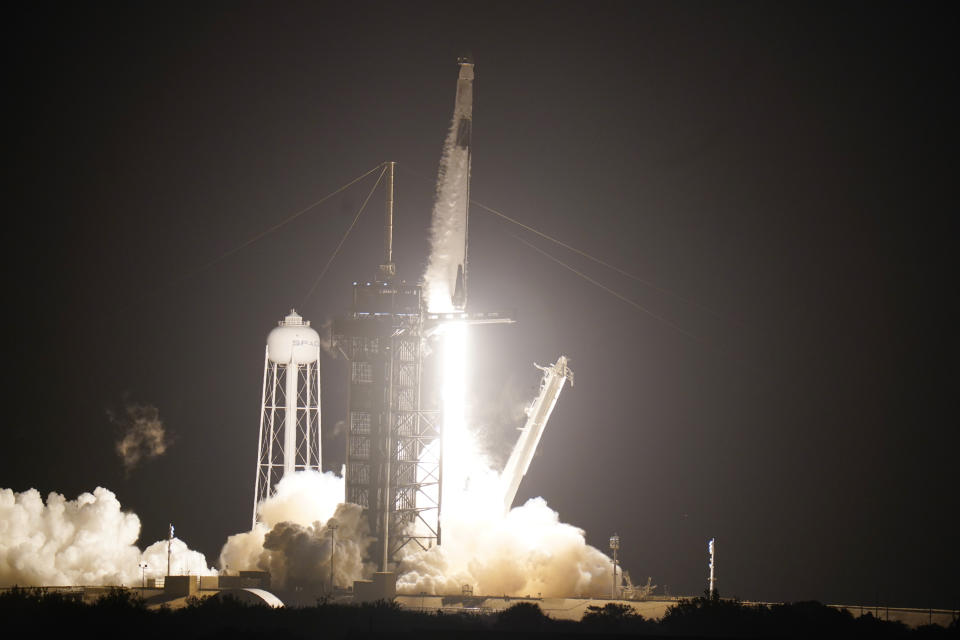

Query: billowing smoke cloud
[219,470,372,590]
[392,425,615,599]
[394,333,615,597]
[111,403,171,473]
[397,497,614,597]
[141,538,215,579]
[261,503,372,589]
[0,486,213,587]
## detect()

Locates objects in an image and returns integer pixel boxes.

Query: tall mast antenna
[379,161,396,280]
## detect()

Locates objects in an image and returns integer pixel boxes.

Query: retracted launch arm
[501,356,574,512]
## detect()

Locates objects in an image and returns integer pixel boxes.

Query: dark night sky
[4,2,956,608]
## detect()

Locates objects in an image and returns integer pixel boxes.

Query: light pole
[328,520,339,595]
[139,562,148,589]
[708,538,716,599]
[167,523,174,577]
[609,533,620,599]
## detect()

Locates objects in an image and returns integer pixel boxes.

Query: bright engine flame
[441,322,469,507]
[439,323,502,525]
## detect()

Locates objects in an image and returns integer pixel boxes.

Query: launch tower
[335,162,441,570]
[336,60,511,570]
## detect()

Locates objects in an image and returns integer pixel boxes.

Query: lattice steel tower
[335,162,441,571]
[252,309,322,527]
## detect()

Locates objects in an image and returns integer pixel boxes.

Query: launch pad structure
[334,58,520,571]
[250,58,573,579]
[334,162,442,570]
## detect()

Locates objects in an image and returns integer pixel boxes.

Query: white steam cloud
[219,462,616,598]
[392,417,615,598]
[0,486,213,587]
[397,497,614,597]
[111,403,171,473]
[219,470,372,590]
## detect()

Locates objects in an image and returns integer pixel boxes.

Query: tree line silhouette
[2,587,956,639]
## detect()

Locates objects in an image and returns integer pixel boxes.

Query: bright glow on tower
[440,322,469,509]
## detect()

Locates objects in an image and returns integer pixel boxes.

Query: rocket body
[425,60,474,312]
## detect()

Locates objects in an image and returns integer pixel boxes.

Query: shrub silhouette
[95,587,146,611]
[581,602,647,632]
[495,601,550,631]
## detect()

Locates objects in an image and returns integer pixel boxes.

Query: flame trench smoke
[393,334,613,597]
[385,324,612,597]
[220,471,372,590]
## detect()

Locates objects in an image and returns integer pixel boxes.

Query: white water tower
[252,309,322,526]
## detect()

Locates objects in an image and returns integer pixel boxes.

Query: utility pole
[708,538,716,598]
[328,520,339,594]
[610,533,620,599]
[167,523,174,576]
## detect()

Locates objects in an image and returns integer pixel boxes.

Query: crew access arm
[501,356,574,512]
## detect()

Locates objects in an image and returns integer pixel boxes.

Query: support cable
[115,164,386,314]
[196,164,385,274]
[512,234,761,372]
[510,233,702,343]
[397,163,735,324]
[302,165,388,304]
[473,200,739,325]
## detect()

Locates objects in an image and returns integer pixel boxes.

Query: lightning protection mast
[252,310,323,527]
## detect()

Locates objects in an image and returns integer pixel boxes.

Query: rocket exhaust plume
[408,60,618,597]
[395,353,613,598]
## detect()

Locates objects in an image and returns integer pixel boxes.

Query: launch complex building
[250,58,572,578]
